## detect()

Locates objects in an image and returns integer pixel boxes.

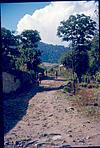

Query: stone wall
[3,72,21,94]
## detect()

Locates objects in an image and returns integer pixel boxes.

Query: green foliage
[59,68,72,80]
[38,42,68,63]
[1,27,19,71]
[2,27,42,85]
[1,27,16,50]
[88,33,100,75]
[74,46,89,82]
[63,86,73,93]
[16,30,41,72]
[60,50,73,68]
[82,74,90,83]
[63,81,73,93]
[57,14,97,82]
[91,32,99,49]
[20,30,41,48]
[95,72,100,82]
[93,88,100,94]
[57,14,97,47]
[87,83,99,88]
[60,47,89,82]
[79,82,88,87]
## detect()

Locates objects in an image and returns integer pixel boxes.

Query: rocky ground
[4,76,100,147]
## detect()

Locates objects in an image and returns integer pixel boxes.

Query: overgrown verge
[62,83,100,120]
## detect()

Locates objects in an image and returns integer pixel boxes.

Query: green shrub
[95,72,100,83]
[83,75,91,83]
[63,86,73,93]
[93,88,100,95]
[80,82,88,87]
[87,83,99,88]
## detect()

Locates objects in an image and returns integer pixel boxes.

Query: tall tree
[57,14,97,47]
[16,30,41,72]
[88,32,100,75]
[1,27,19,71]
[57,14,97,82]
[60,47,89,83]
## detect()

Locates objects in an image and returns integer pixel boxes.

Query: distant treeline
[38,42,69,63]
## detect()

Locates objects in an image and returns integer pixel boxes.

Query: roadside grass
[76,88,100,120]
[93,87,100,95]
[82,106,100,121]
[58,67,100,120]
[61,86,100,121]
[60,69,73,81]
[77,88,100,120]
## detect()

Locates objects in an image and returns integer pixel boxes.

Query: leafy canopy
[1,27,19,71]
[57,14,97,82]
[16,30,41,71]
[57,14,97,47]
[88,32,100,75]
[60,47,89,81]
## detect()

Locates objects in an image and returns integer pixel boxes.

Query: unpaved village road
[4,77,100,147]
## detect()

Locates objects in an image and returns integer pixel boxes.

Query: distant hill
[38,42,69,63]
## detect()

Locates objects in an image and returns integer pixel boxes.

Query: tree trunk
[73,79,76,95]
[78,76,82,83]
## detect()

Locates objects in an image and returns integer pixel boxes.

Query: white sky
[17,1,98,47]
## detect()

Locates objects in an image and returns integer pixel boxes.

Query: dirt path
[4,77,100,147]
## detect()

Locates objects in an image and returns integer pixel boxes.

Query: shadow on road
[4,86,38,134]
[4,76,66,134]
[38,85,65,92]
[43,76,66,81]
